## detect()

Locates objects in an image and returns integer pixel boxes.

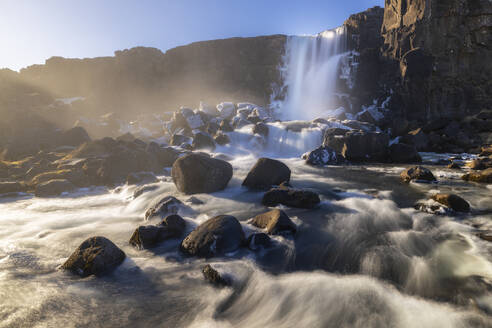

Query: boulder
[171,154,233,194]
[116,132,136,143]
[302,146,340,166]
[219,119,234,132]
[217,102,236,119]
[214,133,230,146]
[206,122,220,136]
[31,168,88,187]
[170,134,192,147]
[462,168,492,183]
[250,209,296,235]
[186,113,205,130]
[202,264,231,287]
[447,162,461,169]
[126,172,158,185]
[400,166,437,183]
[146,142,179,167]
[192,132,216,151]
[262,185,320,209]
[133,185,159,198]
[180,215,245,257]
[246,233,272,250]
[324,131,389,162]
[145,195,183,220]
[468,158,492,170]
[388,143,422,163]
[35,179,75,197]
[0,181,24,194]
[62,236,126,277]
[199,102,219,116]
[431,194,470,213]
[252,122,269,137]
[480,145,492,157]
[60,127,91,147]
[242,158,291,190]
[129,214,186,249]
[324,127,350,137]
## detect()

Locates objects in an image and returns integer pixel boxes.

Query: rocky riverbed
[0,101,491,327]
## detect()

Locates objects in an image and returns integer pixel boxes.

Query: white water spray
[275,26,348,121]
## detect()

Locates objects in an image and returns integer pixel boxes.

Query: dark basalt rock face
[242,158,291,190]
[171,154,233,194]
[380,0,492,142]
[62,236,126,277]
[181,215,245,258]
[250,209,296,235]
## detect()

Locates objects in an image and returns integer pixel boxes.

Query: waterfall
[275,26,349,121]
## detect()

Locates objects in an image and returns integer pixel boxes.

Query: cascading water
[276,26,348,121]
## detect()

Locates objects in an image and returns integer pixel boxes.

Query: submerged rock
[250,209,296,235]
[214,133,230,146]
[35,179,75,197]
[242,158,291,190]
[126,172,158,185]
[133,185,159,198]
[62,236,126,277]
[202,264,231,287]
[262,185,320,209]
[400,166,436,183]
[246,233,272,250]
[462,168,492,183]
[253,122,269,137]
[171,154,233,194]
[130,214,186,249]
[302,146,340,166]
[181,215,245,258]
[145,195,183,220]
[431,194,470,213]
[388,143,421,163]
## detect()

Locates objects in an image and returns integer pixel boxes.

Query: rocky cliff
[18,35,286,118]
[381,0,492,122]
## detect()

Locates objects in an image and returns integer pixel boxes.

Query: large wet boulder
[145,196,183,220]
[400,166,437,183]
[302,146,340,166]
[171,154,233,194]
[468,158,492,170]
[181,215,245,257]
[214,133,230,146]
[250,209,296,235]
[242,158,291,190]
[129,214,186,249]
[192,132,216,151]
[324,131,389,162]
[35,179,75,197]
[61,236,126,277]
[462,168,492,183]
[262,185,320,209]
[388,143,422,163]
[431,194,470,213]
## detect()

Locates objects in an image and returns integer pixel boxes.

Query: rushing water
[1,146,491,327]
[275,26,348,121]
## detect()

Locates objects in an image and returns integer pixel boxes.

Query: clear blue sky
[0,0,383,71]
